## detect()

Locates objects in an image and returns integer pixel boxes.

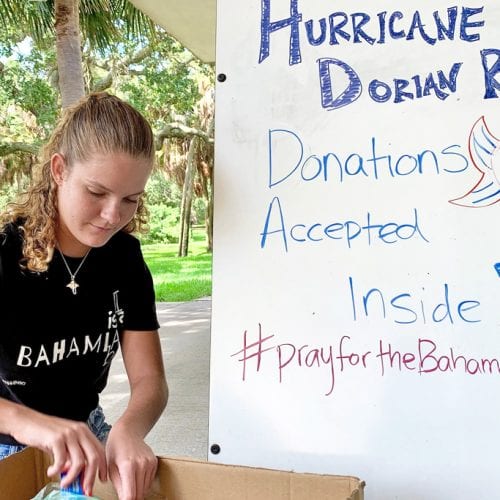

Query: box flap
[0,449,364,500]
[0,447,52,499]
[95,455,365,500]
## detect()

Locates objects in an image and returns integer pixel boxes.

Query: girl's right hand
[10,406,107,496]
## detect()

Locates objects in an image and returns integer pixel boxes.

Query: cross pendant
[67,278,79,295]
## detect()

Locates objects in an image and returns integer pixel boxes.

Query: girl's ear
[50,153,66,186]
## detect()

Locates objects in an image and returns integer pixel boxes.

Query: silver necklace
[58,247,91,295]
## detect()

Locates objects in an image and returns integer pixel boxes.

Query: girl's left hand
[105,424,158,500]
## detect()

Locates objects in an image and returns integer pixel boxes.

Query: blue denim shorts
[0,405,111,460]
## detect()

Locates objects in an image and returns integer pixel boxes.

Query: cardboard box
[0,447,365,500]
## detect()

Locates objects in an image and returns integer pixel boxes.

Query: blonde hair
[0,92,155,272]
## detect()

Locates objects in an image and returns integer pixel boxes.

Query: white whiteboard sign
[210,2,500,498]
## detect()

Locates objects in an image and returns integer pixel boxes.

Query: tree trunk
[178,137,198,257]
[55,0,85,108]
[204,156,214,252]
[205,187,213,252]
[204,118,215,252]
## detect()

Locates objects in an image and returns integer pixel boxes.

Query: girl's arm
[105,330,168,500]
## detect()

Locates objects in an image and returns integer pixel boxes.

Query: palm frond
[26,0,55,46]
[81,14,119,52]
[0,0,156,53]
[0,0,25,27]
[80,0,156,52]
[111,0,157,42]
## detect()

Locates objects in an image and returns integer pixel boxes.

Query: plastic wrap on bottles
[31,482,100,499]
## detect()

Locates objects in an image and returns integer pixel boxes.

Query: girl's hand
[10,407,107,495]
[106,423,158,500]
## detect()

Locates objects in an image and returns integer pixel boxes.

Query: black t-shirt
[0,222,159,445]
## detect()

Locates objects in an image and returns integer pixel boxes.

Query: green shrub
[142,203,180,244]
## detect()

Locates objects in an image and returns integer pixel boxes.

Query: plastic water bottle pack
[31,475,100,499]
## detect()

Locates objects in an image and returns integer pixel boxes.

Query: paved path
[100,298,211,460]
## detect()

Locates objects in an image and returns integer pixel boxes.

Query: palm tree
[55,0,84,107]
[0,0,154,107]
[0,4,217,249]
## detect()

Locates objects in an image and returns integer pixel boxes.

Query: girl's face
[51,151,152,256]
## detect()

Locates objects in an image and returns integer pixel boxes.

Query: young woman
[0,92,168,499]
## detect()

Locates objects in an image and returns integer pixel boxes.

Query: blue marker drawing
[450,116,500,207]
[494,263,500,278]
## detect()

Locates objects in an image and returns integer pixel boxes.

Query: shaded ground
[100,298,211,459]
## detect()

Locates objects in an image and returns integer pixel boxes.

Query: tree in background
[0,0,155,106]
[161,81,214,256]
[0,3,214,252]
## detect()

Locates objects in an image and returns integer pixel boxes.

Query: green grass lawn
[142,234,213,302]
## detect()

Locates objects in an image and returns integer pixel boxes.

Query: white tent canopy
[130,0,216,63]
